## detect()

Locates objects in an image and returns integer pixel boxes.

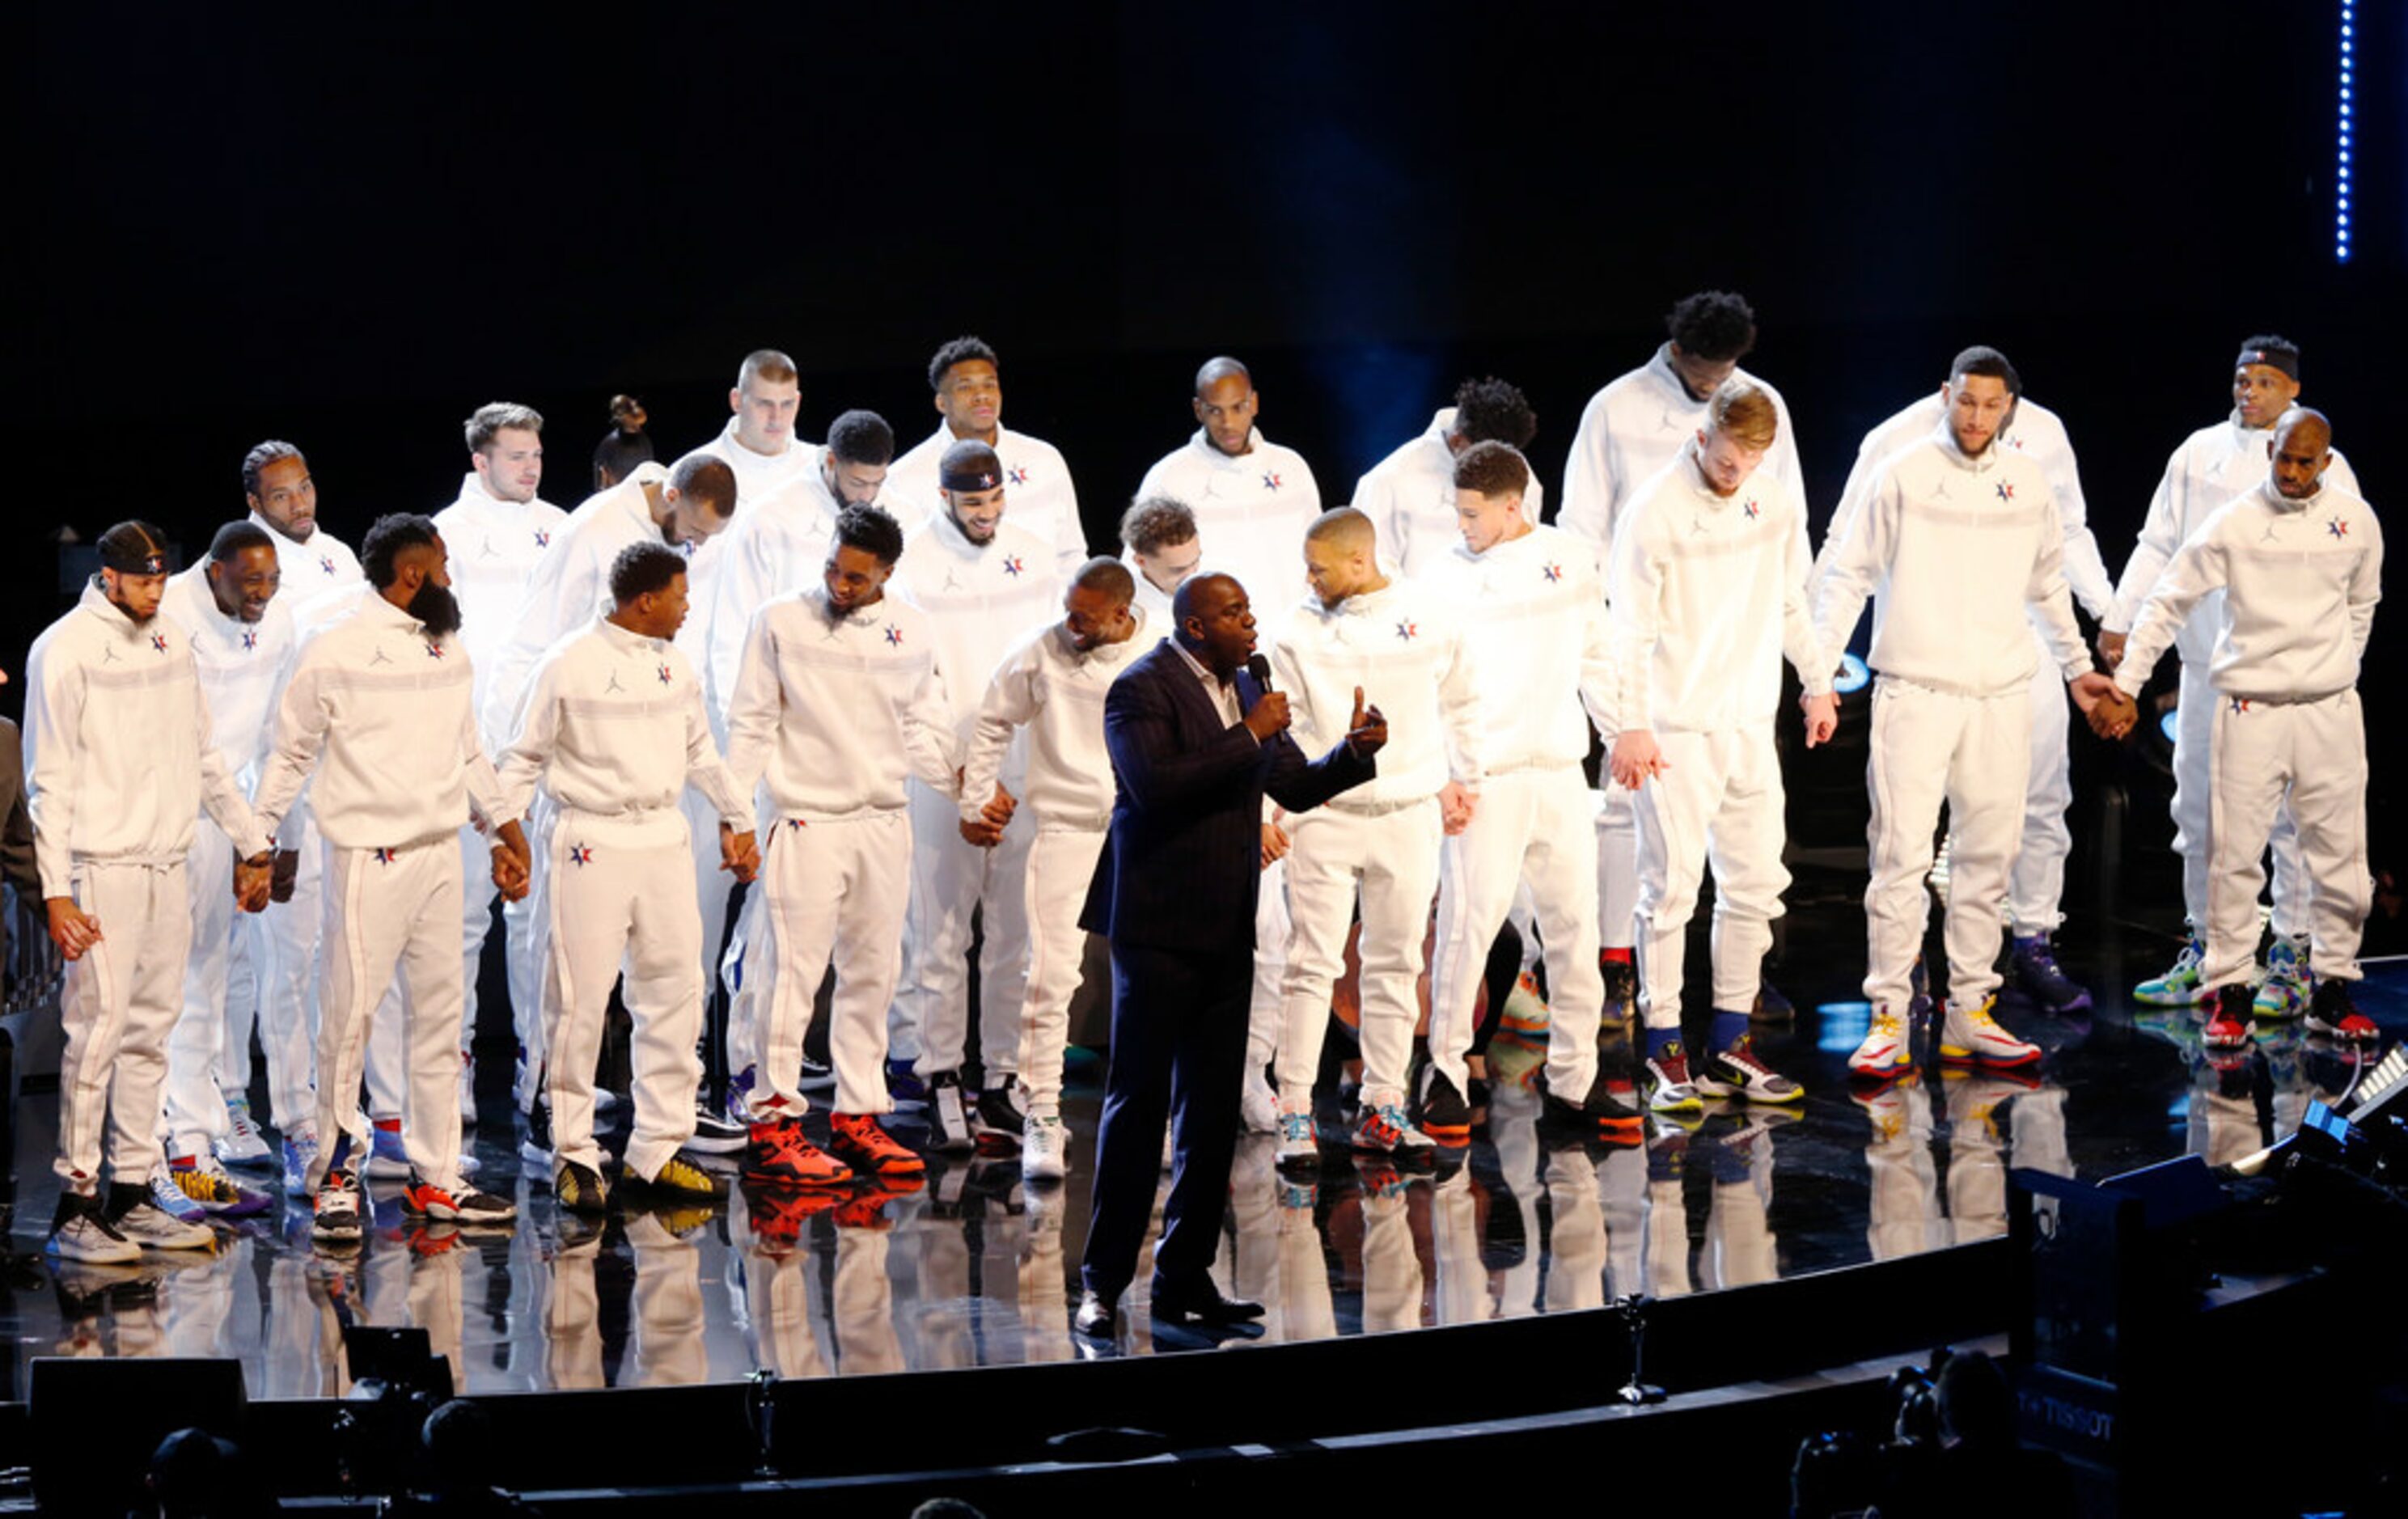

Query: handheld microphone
[1246,654,1274,689]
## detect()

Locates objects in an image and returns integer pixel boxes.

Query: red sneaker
[827,1112,927,1177]
[743,1119,854,1188]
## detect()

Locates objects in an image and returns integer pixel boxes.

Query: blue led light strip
[2337,1,2354,261]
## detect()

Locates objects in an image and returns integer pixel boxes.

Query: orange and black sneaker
[740,1178,844,1251]
[833,1175,921,1230]
[827,1112,927,1178]
[743,1119,854,1189]
[1414,1066,1472,1149]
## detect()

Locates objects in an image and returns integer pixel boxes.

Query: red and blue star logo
[1002,555,1026,578]
[1543,562,1562,583]
[1262,472,1283,492]
[534,530,551,548]
[1743,499,1760,521]
[425,640,445,659]
[787,817,806,831]
[884,625,904,647]
[2229,696,2250,714]
[1008,466,1030,487]
[2329,518,2349,539]
[150,633,169,653]
[569,844,594,866]
[373,847,398,865]
[320,556,336,576]
[1995,481,2016,502]
[657,664,673,685]
[1395,620,1418,642]
[241,628,258,651]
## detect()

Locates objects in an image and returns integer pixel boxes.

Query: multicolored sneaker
[1349,1102,1437,1159]
[47,1193,138,1264]
[366,1117,411,1179]
[744,1118,855,1187]
[312,1168,364,1244]
[401,1172,517,1226]
[1273,1104,1319,1170]
[1645,1043,1705,1112]
[2009,933,2093,1013]
[168,1154,273,1217]
[2304,979,2378,1044]
[1695,1035,1805,1103]
[113,1183,216,1251]
[827,1112,925,1178]
[281,1125,321,1195]
[215,1096,273,1169]
[1849,1003,1916,1079]
[2135,934,2212,1008]
[1938,996,2042,1068]
[2252,937,2312,1021]
[146,1164,211,1225]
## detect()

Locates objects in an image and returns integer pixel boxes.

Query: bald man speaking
[1074,571,1384,1343]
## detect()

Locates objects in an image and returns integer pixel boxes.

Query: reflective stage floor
[5,903,2401,1399]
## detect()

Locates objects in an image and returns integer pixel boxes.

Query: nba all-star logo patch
[1743,498,1761,520]
[2229,696,2250,714]
[373,848,397,864]
[534,530,552,548]
[884,625,904,647]
[242,628,258,651]
[1543,562,1562,583]
[150,632,169,653]
[657,664,672,686]
[569,844,594,866]
[320,556,336,576]
[1008,465,1030,487]
[1395,620,1418,642]
[1003,555,1026,578]
[2329,517,2349,539]
[787,817,806,831]
[425,640,445,659]
[1262,472,1283,492]
[1995,481,2015,501]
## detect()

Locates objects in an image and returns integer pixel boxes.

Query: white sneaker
[1240,1073,1280,1134]
[48,1202,138,1264]
[927,1072,975,1154]
[1022,1113,1069,1182]
[1937,995,2042,1068]
[215,1096,273,1168]
[111,1197,216,1251]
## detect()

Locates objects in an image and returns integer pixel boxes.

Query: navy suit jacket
[1081,637,1375,954]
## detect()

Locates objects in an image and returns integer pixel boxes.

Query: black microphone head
[1246,654,1272,687]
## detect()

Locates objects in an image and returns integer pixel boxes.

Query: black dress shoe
[1074,1288,1119,1337]
[1149,1276,1265,1327]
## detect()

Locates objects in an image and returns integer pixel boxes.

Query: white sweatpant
[54,858,192,1192]
[543,815,704,1180]
[509,794,560,1113]
[1246,856,1290,1077]
[455,822,541,1098]
[164,818,243,1157]
[2203,690,2368,992]
[256,812,330,1132]
[307,837,467,1192]
[1594,779,1640,950]
[2174,658,2312,939]
[1428,765,1602,1098]
[733,810,911,1119]
[1634,728,1789,1030]
[1277,798,1442,1110]
[1018,822,1107,1115]
[1864,678,2028,1013]
[2008,626,2074,933]
[892,779,1031,1081]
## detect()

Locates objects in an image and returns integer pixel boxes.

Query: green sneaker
[2134,935,2211,1007]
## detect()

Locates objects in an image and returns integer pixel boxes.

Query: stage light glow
[1835,653,1871,694]
[2160,709,2180,746]
[2336,2,2354,261]
[1817,1001,1873,1054]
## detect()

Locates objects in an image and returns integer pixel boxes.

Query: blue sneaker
[146,1162,211,1225]
[885,1057,930,1110]
[367,1118,411,1179]
[281,1125,321,1195]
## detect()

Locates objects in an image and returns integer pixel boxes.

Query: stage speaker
[28,1356,246,1513]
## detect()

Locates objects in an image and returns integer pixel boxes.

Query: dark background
[17,2,2404,902]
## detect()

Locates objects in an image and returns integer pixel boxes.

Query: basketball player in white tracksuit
[252,516,529,1233]
[891,450,1062,1146]
[1272,508,1484,1161]
[722,506,957,1175]
[26,525,275,1260]
[484,454,737,1124]
[1559,311,1808,1020]
[1608,387,1830,1111]
[1352,396,1543,580]
[2102,340,2362,1015]
[888,336,1087,583]
[430,408,567,1122]
[495,543,758,1203]
[158,532,298,1183]
[956,561,1149,1178]
[1823,391,2114,1013]
[1136,359,1322,620]
[2106,408,2380,1049]
[1811,350,2119,1081]
[1421,441,1617,1132]
[241,443,368,1188]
